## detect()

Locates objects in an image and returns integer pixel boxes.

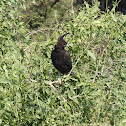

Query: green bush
[0,0,126,125]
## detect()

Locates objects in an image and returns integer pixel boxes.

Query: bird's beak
[66,44,69,47]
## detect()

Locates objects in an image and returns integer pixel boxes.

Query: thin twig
[71,0,75,19]
[92,61,99,83]
[48,81,67,103]
[67,37,97,77]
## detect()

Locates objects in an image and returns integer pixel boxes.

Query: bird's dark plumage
[51,33,72,75]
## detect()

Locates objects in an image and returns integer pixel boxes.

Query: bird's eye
[62,43,66,46]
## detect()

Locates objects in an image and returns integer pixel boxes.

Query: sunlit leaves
[0,0,126,125]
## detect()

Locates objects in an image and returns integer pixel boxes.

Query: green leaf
[0,78,10,84]
[87,50,96,61]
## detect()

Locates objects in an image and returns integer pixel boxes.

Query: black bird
[51,33,72,79]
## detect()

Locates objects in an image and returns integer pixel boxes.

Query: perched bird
[51,33,72,79]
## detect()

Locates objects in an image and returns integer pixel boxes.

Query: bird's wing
[61,50,72,67]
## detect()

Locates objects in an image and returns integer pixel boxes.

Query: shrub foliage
[0,0,126,125]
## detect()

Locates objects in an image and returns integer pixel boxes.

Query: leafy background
[0,0,126,125]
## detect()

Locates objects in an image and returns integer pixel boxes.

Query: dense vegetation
[0,0,126,125]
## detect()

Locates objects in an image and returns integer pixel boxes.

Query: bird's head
[56,33,69,48]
